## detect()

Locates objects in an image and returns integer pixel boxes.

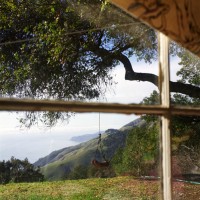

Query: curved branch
[118,53,200,99]
[93,46,200,99]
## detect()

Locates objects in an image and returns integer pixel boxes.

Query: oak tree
[0,0,199,126]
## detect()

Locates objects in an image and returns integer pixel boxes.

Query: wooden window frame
[0,33,199,200]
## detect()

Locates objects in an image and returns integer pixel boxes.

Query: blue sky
[0,58,180,163]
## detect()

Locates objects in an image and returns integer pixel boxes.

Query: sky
[0,57,180,163]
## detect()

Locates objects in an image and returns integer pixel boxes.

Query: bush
[0,157,44,184]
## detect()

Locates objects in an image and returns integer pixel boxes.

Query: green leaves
[0,157,44,184]
[112,123,159,176]
[173,45,200,87]
[0,0,156,126]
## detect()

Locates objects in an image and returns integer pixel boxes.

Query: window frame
[0,0,200,199]
[0,32,199,200]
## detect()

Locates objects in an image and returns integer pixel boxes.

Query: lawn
[0,176,199,200]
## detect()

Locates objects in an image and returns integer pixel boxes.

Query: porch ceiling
[111,0,200,57]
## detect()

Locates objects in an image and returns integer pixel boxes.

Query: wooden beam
[0,98,199,116]
[110,0,200,57]
[159,32,172,200]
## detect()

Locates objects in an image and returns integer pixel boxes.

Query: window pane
[170,42,200,106]
[171,115,200,199]
[0,111,161,199]
[0,1,159,105]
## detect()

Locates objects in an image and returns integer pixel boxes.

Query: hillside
[34,118,144,180]
[70,132,101,143]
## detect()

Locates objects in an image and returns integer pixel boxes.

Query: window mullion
[159,33,172,200]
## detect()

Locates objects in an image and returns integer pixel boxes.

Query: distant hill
[70,132,103,143]
[120,118,144,131]
[34,118,144,181]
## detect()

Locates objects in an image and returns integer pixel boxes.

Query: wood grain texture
[0,98,199,116]
[111,0,200,57]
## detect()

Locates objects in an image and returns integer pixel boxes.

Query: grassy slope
[41,138,101,180]
[0,176,200,200]
[37,118,145,180]
[40,130,128,180]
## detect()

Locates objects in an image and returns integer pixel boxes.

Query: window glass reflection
[170,42,200,106]
[0,111,161,199]
[171,115,200,199]
[0,1,159,104]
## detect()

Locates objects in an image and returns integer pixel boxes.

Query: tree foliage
[0,0,154,99]
[111,87,200,176]
[112,123,159,176]
[0,157,44,184]
[176,48,200,86]
[67,165,89,180]
[0,0,199,127]
[0,0,156,126]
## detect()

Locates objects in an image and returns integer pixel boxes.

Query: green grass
[0,176,160,200]
[1,176,199,200]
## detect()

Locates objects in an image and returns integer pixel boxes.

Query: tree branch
[94,46,200,99]
[118,53,200,98]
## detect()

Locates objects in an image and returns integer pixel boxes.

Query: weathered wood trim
[110,0,200,57]
[159,33,172,200]
[0,98,199,116]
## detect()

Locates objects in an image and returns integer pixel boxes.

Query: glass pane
[170,42,200,106]
[171,115,200,199]
[0,111,161,199]
[0,1,159,105]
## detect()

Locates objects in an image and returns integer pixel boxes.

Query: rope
[94,133,101,159]
[94,111,109,162]
[94,133,109,162]
[92,112,113,168]
[99,112,101,136]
